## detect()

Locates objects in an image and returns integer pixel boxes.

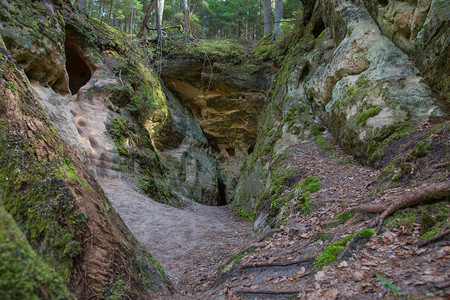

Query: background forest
[73,0,302,40]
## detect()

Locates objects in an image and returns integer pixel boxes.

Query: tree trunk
[273,0,283,38]
[182,0,190,35]
[78,0,86,14]
[263,0,272,35]
[107,0,114,25]
[137,0,156,37]
[156,0,165,46]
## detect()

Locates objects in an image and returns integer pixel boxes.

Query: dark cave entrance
[65,32,91,94]
[217,178,227,206]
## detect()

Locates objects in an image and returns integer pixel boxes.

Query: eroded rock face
[360,0,450,103]
[161,58,270,202]
[235,0,447,233]
[0,1,173,298]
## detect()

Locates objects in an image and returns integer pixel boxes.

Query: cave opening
[65,32,91,94]
[217,178,227,206]
[312,19,326,38]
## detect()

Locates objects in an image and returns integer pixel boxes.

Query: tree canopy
[76,0,302,40]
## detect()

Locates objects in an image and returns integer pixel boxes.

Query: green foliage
[375,273,403,297]
[0,207,74,300]
[234,205,255,221]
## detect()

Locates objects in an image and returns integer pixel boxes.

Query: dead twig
[418,229,450,247]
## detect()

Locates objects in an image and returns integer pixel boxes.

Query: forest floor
[102,131,449,299]
[205,135,449,300]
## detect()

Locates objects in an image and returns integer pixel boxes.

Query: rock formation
[234,0,448,232]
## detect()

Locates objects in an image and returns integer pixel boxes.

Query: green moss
[406,141,431,161]
[0,121,87,280]
[367,123,412,164]
[317,135,335,156]
[352,106,382,126]
[65,161,92,191]
[314,234,354,269]
[167,38,247,63]
[386,210,417,229]
[421,212,436,230]
[313,229,374,269]
[355,75,369,87]
[314,30,326,45]
[0,206,74,300]
[310,232,331,243]
[102,274,131,300]
[333,211,356,222]
[107,116,179,206]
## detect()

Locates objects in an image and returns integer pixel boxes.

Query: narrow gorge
[0,0,448,299]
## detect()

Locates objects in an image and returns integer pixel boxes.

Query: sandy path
[98,177,252,296]
[30,81,252,296]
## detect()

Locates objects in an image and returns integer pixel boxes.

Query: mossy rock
[0,206,74,300]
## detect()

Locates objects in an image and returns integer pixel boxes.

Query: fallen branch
[418,229,450,247]
[234,288,300,295]
[240,255,315,269]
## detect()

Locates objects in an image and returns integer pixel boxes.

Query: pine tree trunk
[263,0,272,35]
[273,0,283,38]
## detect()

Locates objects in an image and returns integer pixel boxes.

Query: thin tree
[182,0,190,35]
[107,0,114,25]
[137,0,156,37]
[273,0,282,38]
[155,0,165,45]
[263,0,272,34]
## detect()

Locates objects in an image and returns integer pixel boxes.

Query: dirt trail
[30,81,252,296]
[99,177,252,295]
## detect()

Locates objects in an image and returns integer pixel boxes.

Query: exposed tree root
[234,288,301,295]
[418,229,450,247]
[334,182,449,263]
[369,181,449,234]
[240,255,315,270]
